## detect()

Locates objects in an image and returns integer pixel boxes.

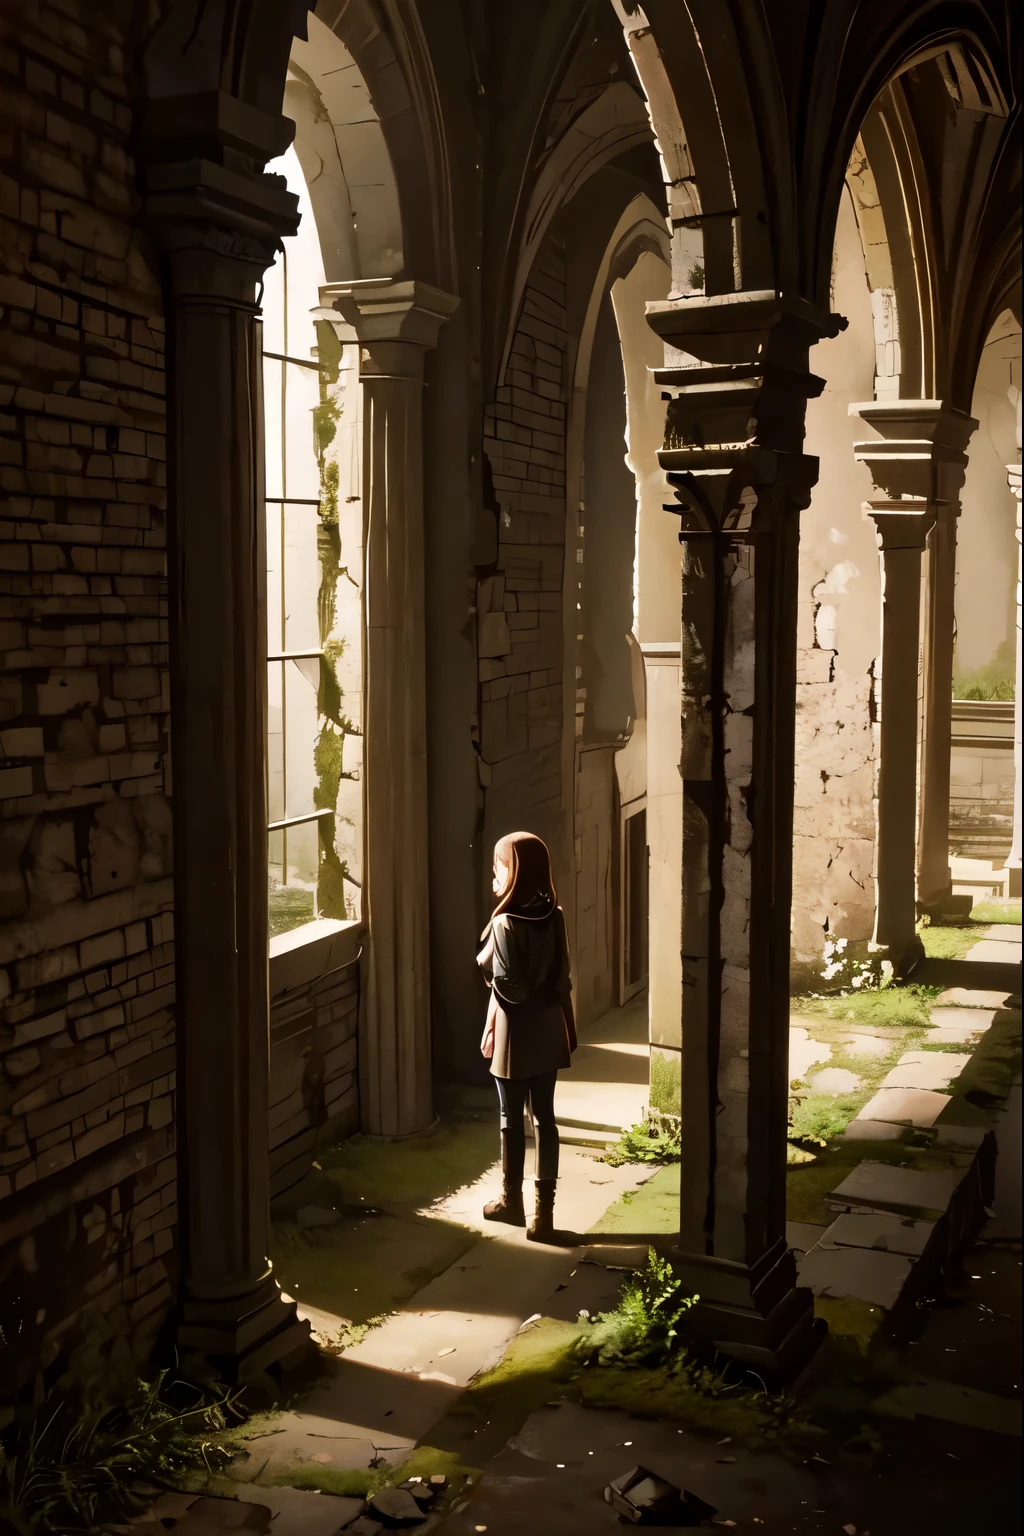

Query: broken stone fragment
[398,1479,435,1506]
[604,1466,717,1526]
[368,1486,426,1525]
[345,1519,384,1536]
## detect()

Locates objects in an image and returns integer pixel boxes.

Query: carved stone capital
[864,499,936,551]
[851,400,977,502]
[322,280,460,377]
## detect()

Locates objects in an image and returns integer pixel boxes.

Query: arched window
[262,146,364,938]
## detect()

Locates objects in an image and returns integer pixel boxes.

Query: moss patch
[970,901,1022,925]
[588,1164,679,1235]
[317,1117,498,1215]
[813,1296,884,1356]
[792,984,940,1031]
[919,924,984,961]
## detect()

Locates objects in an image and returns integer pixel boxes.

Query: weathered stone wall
[268,944,360,1198]
[479,239,568,887]
[794,185,880,988]
[0,1,174,1398]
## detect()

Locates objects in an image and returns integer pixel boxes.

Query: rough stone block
[855,1087,949,1128]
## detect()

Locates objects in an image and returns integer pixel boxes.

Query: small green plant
[332,1313,390,1354]
[603,1109,681,1167]
[0,1373,243,1534]
[576,1249,697,1369]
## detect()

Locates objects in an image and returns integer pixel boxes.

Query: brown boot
[483,1174,525,1225]
[527,1178,556,1243]
[483,1131,525,1225]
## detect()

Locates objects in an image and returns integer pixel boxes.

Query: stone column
[143,116,312,1379]
[326,280,459,1137]
[864,505,934,963]
[1005,464,1022,897]
[852,404,976,918]
[645,291,843,1377]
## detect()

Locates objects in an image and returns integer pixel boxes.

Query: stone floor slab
[829,1160,967,1217]
[797,1243,913,1308]
[788,1025,832,1080]
[880,1051,970,1091]
[785,1219,828,1252]
[856,1087,949,1127]
[818,1210,935,1257]
[836,1032,892,1059]
[842,1119,904,1142]
[808,1066,861,1093]
[964,938,1023,965]
[231,1486,364,1534]
[935,988,1018,1009]
[927,1006,996,1034]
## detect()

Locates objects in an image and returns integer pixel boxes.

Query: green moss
[792,984,939,1031]
[789,1092,862,1146]
[813,1296,883,1356]
[649,1050,681,1115]
[589,1164,679,1235]
[318,1117,498,1214]
[918,923,984,961]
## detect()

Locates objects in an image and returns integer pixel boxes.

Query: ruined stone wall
[794,186,880,988]
[479,239,568,887]
[268,947,360,1198]
[0,1,175,1397]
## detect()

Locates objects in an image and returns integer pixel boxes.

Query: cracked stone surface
[855,1087,951,1127]
[829,1161,968,1217]
[836,1031,893,1059]
[817,1211,935,1257]
[798,1243,913,1308]
[880,1052,970,1092]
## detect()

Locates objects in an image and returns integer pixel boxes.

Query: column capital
[864,500,936,550]
[851,399,977,501]
[322,279,459,351]
[140,93,301,300]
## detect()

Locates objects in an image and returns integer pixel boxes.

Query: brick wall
[0,1,175,1399]
[269,951,360,1198]
[479,239,568,865]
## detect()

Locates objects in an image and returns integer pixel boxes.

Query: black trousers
[495,1069,559,1182]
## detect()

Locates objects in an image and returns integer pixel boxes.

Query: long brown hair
[490,831,557,924]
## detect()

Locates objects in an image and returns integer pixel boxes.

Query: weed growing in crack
[602,1109,681,1167]
[0,1373,244,1534]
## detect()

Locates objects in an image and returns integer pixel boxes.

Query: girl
[477,831,577,1241]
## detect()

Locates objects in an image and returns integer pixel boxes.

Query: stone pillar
[851,404,976,920]
[1005,464,1022,898]
[864,505,934,963]
[645,291,843,1377]
[143,116,312,1379]
[326,280,459,1137]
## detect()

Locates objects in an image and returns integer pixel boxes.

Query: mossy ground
[588,1163,680,1235]
[270,1113,499,1326]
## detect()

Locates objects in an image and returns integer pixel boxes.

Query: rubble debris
[604,1466,718,1526]
[368,1486,426,1525]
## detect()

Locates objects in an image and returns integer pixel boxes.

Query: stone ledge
[269,920,363,999]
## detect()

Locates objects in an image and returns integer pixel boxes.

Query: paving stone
[979,925,1023,943]
[785,1220,828,1252]
[964,938,1022,964]
[927,1006,995,1037]
[842,1119,904,1142]
[230,1485,364,1534]
[856,1087,950,1127]
[835,1032,892,1059]
[788,1025,831,1080]
[935,988,1018,1009]
[818,1211,935,1257]
[808,1066,861,1093]
[796,1244,913,1308]
[829,1160,967,1217]
[880,1052,970,1091]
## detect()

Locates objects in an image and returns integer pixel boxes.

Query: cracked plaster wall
[795,185,881,987]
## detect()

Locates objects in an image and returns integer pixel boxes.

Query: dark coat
[478,906,577,1080]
